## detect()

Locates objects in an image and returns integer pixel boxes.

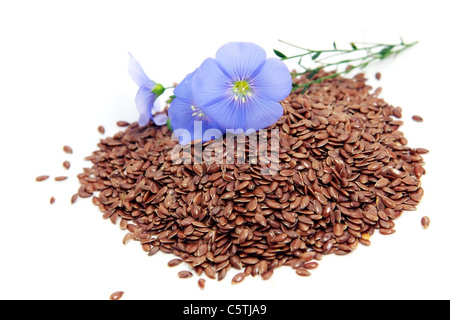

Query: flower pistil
[232,80,252,103]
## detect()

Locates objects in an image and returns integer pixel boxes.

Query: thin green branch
[275,39,418,93]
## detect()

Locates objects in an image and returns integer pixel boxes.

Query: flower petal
[128,52,155,88]
[243,96,284,131]
[169,98,209,145]
[152,95,164,113]
[251,57,292,102]
[135,87,155,126]
[192,58,230,107]
[138,112,151,127]
[174,71,195,100]
[153,113,168,126]
[168,97,225,144]
[200,118,226,142]
[198,97,238,129]
[201,96,283,133]
[215,42,267,80]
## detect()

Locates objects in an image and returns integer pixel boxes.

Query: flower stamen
[232,80,252,103]
[191,105,207,119]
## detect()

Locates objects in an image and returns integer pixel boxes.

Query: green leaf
[344,65,355,73]
[378,45,394,59]
[311,51,321,60]
[329,73,340,78]
[360,61,370,68]
[307,68,321,79]
[166,94,176,104]
[166,118,173,132]
[333,41,337,50]
[273,49,287,59]
[350,42,358,50]
[301,85,309,94]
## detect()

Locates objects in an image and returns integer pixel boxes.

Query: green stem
[278,39,389,59]
[292,56,377,91]
[291,55,371,76]
[280,39,417,92]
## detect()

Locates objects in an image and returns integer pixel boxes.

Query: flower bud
[151,83,165,98]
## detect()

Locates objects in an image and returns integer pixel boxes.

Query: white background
[1,0,449,300]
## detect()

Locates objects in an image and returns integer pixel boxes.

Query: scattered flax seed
[98,125,105,134]
[412,148,429,154]
[412,115,424,122]
[295,268,311,277]
[231,272,246,284]
[116,121,130,127]
[63,145,73,154]
[63,161,71,170]
[119,218,128,230]
[109,291,124,300]
[50,197,55,204]
[70,193,78,204]
[168,259,183,267]
[375,72,381,80]
[421,216,430,229]
[122,233,132,245]
[198,278,206,289]
[178,271,193,279]
[36,175,49,182]
[54,176,68,181]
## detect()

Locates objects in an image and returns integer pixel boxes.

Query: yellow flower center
[232,80,252,103]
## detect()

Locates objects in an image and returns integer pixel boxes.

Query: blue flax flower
[128,53,167,126]
[168,71,225,144]
[192,42,292,132]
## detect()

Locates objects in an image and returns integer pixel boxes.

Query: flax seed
[421,216,430,229]
[63,145,73,154]
[122,233,132,245]
[70,193,78,204]
[63,161,71,170]
[255,214,267,226]
[379,228,396,235]
[231,272,246,284]
[295,268,311,277]
[412,115,423,122]
[333,224,344,237]
[116,121,130,127]
[198,278,206,289]
[304,262,319,270]
[98,125,105,134]
[109,291,124,300]
[36,175,49,182]
[261,270,273,280]
[168,259,183,267]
